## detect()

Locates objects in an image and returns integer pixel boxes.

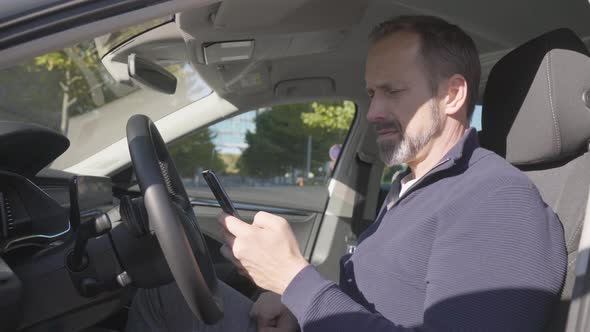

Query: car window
[381,164,408,185]
[471,104,482,131]
[169,101,356,212]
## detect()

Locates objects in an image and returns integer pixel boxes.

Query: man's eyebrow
[367,81,406,90]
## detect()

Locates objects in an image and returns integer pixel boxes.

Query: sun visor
[220,61,271,94]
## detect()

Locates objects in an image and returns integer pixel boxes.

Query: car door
[167,101,356,260]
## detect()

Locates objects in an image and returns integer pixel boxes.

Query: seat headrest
[480,28,590,166]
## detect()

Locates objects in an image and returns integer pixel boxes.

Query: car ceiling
[149,0,590,111]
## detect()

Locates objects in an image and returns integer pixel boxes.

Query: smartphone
[202,170,242,219]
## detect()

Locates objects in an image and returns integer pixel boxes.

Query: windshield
[0,29,212,171]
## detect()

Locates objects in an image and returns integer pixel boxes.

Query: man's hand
[250,291,299,332]
[218,211,309,294]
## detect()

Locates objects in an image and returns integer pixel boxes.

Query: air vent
[0,192,6,237]
[4,195,14,233]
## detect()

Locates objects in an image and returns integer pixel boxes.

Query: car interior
[1,0,590,331]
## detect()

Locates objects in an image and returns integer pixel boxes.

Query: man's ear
[442,74,468,117]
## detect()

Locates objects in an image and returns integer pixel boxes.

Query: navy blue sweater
[282,128,566,331]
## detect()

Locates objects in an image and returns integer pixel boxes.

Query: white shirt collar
[399,172,419,198]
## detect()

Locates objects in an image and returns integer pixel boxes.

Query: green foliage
[30,42,118,118]
[238,104,309,178]
[34,52,70,71]
[381,164,407,184]
[238,101,355,179]
[301,101,355,132]
[0,41,137,133]
[0,36,220,174]
[169,128,226,178]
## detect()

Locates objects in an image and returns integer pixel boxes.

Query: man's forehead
[365,60,413,88]
[365,31,422,85]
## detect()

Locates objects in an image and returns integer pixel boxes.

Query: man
[127,15,566,331]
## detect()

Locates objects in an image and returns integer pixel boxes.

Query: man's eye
[386,89,401,96]
[367,90,374,98]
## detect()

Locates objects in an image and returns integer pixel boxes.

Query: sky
[471,104,482,131]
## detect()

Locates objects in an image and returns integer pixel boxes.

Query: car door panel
[190,201,320,258]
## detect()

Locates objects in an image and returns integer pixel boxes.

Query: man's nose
[366,96,387,123]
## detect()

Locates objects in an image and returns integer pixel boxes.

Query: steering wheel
[126,114,223,324]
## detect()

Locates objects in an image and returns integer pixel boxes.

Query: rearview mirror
[128,53,177,95]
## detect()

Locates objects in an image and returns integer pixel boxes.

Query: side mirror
[127,53,177,95]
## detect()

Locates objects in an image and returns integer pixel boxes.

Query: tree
[304,101,407,185]
[29,41,135,133]
[238,101,356,180]
[33,42,103,133]
[301,101,355,135]
[381,164,407,184]
[301,101,356,176]
[0,39,138,134]
[168,128,226,179]
[239,104,310,178]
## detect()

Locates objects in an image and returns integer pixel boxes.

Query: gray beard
[378,104,443,166]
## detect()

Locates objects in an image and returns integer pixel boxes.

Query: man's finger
[221,228,235,247]
[220,245,250,277]
[252,211,288,230]
[218,213,251,236]
[252,211,273,228]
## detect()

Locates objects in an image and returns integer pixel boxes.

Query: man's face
[365,31,444,166]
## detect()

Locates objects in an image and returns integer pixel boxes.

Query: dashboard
[0,120,214,332]
[0,171,115,254]
[0,122,135,331]
[0,169,128,331]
